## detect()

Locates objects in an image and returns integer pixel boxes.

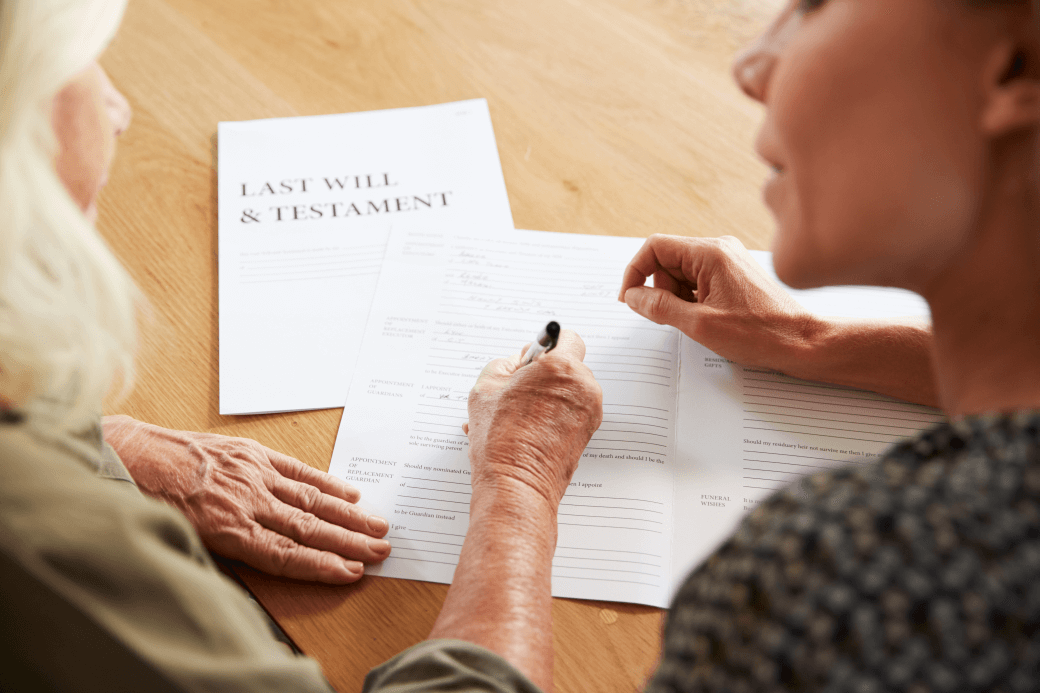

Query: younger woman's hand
[619,234,818,371]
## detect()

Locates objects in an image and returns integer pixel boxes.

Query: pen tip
[546,321,560,339]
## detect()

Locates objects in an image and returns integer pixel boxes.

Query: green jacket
[0,415,538,692]
[0,417,331,691]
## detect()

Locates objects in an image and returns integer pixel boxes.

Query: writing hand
[425,330,601,692]
[619,234,817,371]
[463,330,603,510]
[102,415,390,583]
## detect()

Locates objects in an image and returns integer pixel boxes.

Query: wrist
[101,414,145,448]
[471,449,571,515]
[470,474,560,541]
[771,313,831,379]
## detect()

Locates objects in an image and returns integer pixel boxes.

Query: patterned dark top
[647,412,1040,693]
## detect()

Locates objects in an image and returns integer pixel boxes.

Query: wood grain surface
[97,1,781,691]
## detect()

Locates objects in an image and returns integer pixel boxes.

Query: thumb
[623,286,697,328]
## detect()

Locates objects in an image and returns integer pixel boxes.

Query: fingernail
[368,538,391,553]
[368,515,388,532]
[335,561,362,582]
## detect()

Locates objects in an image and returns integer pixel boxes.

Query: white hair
[0,0,135,435]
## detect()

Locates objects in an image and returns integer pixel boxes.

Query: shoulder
[653,412,1040,693]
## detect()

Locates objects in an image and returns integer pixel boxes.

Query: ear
[980,41,1040,136]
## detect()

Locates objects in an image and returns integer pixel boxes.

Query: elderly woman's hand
[102,415,390,584]
[619,234,817,373]
[463,330,603,510]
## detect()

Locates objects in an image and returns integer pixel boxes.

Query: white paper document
[217,99,513,414]
[327,229,941,607]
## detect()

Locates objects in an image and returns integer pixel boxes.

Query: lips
[759,151,784,176]
[761,158,785,212]
[753,126,785,177]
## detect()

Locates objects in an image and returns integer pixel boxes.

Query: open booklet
[217,99,513,415]
[327,226,942,608]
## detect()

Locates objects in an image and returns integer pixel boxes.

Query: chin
[769,226,832,290]
[772,255,824,289]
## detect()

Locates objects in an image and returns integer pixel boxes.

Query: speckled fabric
[648,412,1040,693]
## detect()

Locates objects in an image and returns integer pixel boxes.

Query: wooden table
[98,1,780,690]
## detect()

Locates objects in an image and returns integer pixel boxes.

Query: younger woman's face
[735,0,1001,291]
[52,61,131,222]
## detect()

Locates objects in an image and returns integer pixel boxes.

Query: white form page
[670,251,941,599]
[328,227,680,607]
[218,99,513,415]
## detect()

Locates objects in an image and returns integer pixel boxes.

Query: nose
[731,6,796,104]
[97,65,132,137]
[108,88,132,137]
[732,39,775,104]
[732,36,782,103]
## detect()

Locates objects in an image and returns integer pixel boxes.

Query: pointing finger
[620,235,712,301]
[620,234,676,300]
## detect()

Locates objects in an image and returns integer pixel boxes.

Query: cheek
[768,41,982,289]
[52,83,111,216]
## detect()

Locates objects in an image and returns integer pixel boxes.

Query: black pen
[519,321,561,367]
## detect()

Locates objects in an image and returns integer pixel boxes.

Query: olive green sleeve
[363,640,544,693]
[0,425,334,693]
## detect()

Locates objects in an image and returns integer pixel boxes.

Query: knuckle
[576,364,600,391]
[349,531,371,556]
[642,291,668,322]
[295,484,323,513]
[543,356,585,386]
[582,389,604,428]
[253,530,295,574]
[310,550,336,573]
[559,367,603,424]
[319,554,352,580]
[718,235,745,254]
[589,378,604,403]
[204,522,250,555]
[273,545,301,575]
[705,237,727,255]
[289,511,323,541]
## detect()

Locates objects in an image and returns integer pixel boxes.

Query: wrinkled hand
[619,234,817,370]
[463,330,603,510]
[102,415,389,584]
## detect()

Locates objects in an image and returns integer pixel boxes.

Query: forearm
[428,479,558,692]
[778,317,938,407]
